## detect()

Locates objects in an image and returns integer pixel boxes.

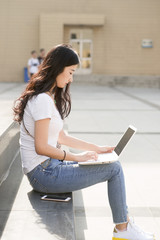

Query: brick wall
[0,0,160,82]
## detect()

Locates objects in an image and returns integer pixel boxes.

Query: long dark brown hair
[13,44,80,123]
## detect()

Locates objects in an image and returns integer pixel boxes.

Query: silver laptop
[79,125,137,165]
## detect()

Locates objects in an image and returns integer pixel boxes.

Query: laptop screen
[114,126,137,156]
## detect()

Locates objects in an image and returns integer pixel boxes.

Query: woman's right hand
[75,151,98,162]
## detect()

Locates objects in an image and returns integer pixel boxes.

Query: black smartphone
[41,195,71,202]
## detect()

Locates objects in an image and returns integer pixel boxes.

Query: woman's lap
[27,158,123,193]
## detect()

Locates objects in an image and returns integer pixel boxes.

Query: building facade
[0,0,160,82]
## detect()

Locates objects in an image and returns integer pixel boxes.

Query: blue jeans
[27,158,128,224]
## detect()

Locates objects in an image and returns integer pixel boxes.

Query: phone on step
[41,195,71,202]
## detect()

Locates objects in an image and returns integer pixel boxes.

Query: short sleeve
[28,59,32,66]
[30,94,53,121]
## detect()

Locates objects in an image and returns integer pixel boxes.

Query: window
[70,29,93,74]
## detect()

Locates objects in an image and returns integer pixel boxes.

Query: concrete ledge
[0,152,23,238]
[74,74,160,88]
[0,122,20,184]
[0,153,75,240]
[0,122,76,240]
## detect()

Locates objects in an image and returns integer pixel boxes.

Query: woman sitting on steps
[13,44,155,240]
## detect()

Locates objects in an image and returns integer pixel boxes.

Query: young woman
[13,44,155,240]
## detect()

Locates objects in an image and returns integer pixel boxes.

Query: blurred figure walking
[28,50,39,79]
[38,48,46,65]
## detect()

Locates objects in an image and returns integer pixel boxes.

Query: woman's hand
[95,145,115,154]
[75,151,98,162]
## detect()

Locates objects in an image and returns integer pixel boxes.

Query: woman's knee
[110,161,123,175]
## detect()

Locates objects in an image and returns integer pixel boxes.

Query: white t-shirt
[20,93,64,174]
[28,58,39,74]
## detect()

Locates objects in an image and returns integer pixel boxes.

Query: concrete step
[0,156,75,240]
[0,122,20,185]
[0,122,76,240]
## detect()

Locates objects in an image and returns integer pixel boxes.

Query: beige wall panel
[0,0,160,82]
[63,26,71,44]
[0,1,40,82]
[104,1,160,75]
[40,13,105,51]
[93,26,106,74]
[40,15,63,52]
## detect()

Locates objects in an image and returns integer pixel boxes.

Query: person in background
[28,50,39,79]
[38,48,46,65]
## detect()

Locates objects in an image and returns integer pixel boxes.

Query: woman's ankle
[116,222,128,231]
[115,216,129,231]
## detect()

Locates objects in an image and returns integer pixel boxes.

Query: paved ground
[66,83,160,240]
[1,82,160,239]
